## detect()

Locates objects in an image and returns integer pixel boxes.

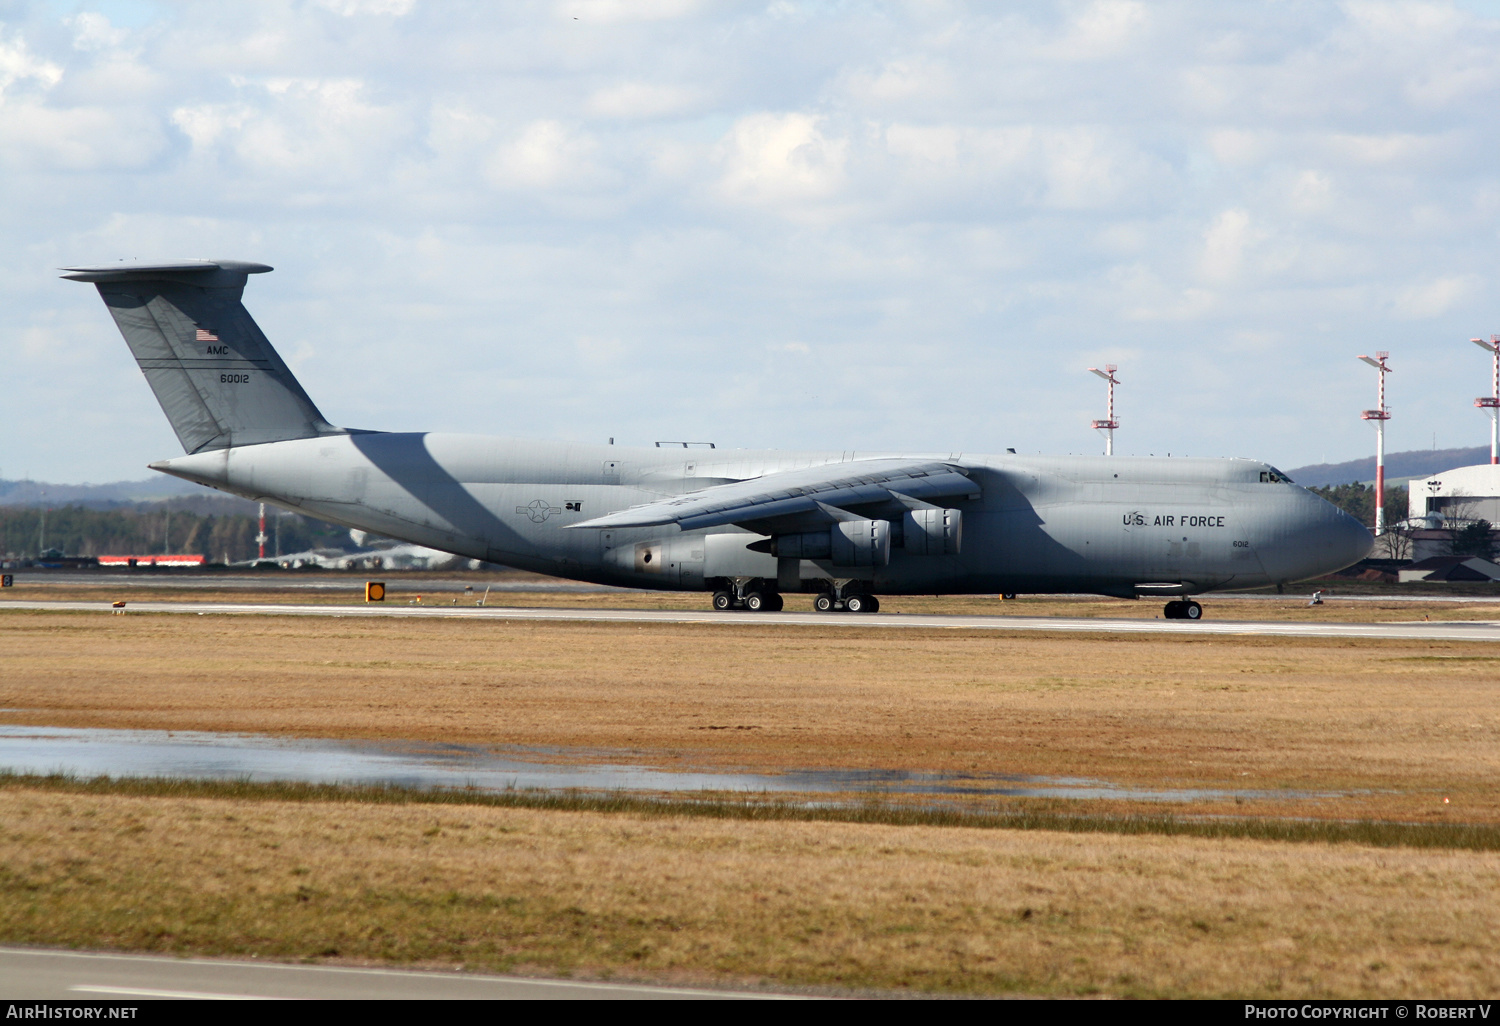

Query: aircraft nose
[1325,507,1375,571]
[1262,493,1375,583]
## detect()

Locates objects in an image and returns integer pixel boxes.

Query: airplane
[63,259,1373,620]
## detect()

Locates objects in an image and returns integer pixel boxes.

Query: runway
[5,598,1500,641]
[0,946,798,1000]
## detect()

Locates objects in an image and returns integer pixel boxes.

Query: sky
[4,0,1500,484]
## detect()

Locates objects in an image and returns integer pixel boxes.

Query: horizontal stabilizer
[61,260,273,284]
[569,458,979,531]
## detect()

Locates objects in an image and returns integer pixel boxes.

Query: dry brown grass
[1,784,1496,997]
[2,609,1499,823]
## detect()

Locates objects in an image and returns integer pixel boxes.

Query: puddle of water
[0,726,1343,804]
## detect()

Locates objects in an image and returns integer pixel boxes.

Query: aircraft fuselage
[155,432,1373,598]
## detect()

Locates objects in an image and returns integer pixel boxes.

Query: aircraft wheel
[864,595,880,613]
[712,591,734,611]
[1163,600,1183,619]
[764,593,784,612]
[845,594,877,614]
[744,590,768,612]
[1183,600,1203,620]
[814,594,834,613]
[1001,593,1017,600]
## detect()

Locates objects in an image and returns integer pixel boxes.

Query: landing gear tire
[814,594,834,613]
[1183,600,1203,620]
[763,593,784,612]
[745,590,768,612]
[712,591,734,611]
[1164,600,1182,619]
[845,594,879,614]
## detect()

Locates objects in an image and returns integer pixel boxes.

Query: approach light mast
[1089,364,1120,456]
[1358,352,1393,536]
[1473,336,1500,466]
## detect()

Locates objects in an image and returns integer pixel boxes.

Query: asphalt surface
[4,598,1500,641]
[0,947,797,1000]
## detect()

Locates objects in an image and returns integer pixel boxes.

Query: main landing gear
[709,579,880,614]
[711,584,784,612]
[1163,600,1203,620]
[813,585,879,614]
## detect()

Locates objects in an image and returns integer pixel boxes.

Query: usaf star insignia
[516,499,563,523]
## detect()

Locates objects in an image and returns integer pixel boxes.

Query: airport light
[1088,364,1120,456]
[1473,336,1500,466]
[1357,352,1392,536]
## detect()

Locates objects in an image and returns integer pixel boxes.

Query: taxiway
[0,947,792,1000]
[3,598,1499,642]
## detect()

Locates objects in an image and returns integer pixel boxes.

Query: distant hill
[0,476,258,515]
[1287,446,1492,488]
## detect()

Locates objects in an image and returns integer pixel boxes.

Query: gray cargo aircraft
[65,259,1372,619]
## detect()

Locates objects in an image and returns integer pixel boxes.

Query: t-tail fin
[63,259,338,453]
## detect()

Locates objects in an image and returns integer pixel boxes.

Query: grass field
[2,779,1498,998]
[2,607,1498,821]
[2,592,1499,996]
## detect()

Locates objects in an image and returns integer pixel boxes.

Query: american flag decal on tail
[195,328,219,342]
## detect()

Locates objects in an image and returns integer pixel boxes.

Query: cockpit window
[1259,467,1293,484]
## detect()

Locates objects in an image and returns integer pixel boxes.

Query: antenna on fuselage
[1088,364,1120,456]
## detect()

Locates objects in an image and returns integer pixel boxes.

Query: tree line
[1308,483,1408,530]
[1310,482,1494,560]
[0,505,351,563]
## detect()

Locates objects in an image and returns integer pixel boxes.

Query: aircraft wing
[568,458,979,532]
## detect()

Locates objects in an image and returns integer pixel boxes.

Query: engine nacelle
[902,507,962,555]
[770,519,890,567]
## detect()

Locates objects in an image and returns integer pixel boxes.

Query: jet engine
[902,507,962,555]
[770,519,890,567]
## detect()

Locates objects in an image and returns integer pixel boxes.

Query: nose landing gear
[1163,600,1203,620]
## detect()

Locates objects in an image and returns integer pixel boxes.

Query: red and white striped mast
[1473,336,1500,465]
[256,502,267,561]
[1358,352,1393,536]
[1089,364,1120,456]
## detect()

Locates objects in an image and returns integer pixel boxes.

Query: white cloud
[1322,131,1447,166]
[559,0,701,23]
[884,124,962,166]
[1200,209,1257,283]
[716,112,848,207]
[1391,274,1480,319]
[587,81,700,120]
[1050,0,1149,59]
[171,103,250,149]
[170,78,410,183]
[67,13,130,52]
[1288,169,1333,213]
[0,28,62,98]
[313,0,416,15]
[0,101,164,170]
[485,120,605,190]
[1206,128,1272,168]
[843,58,956,105]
